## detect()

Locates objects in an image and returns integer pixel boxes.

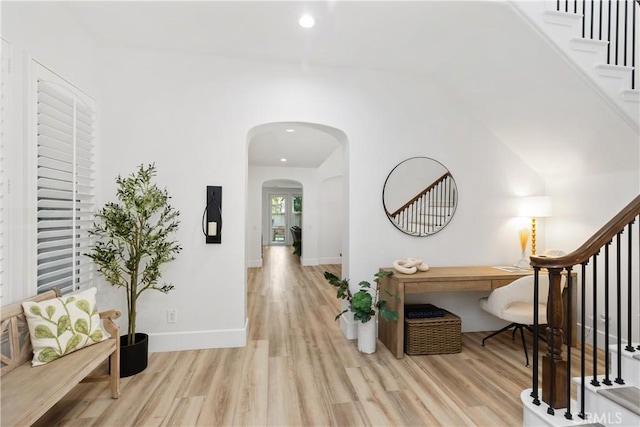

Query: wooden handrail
[388,172,453,217]
[530,194,640,269]
[529,193,640,413]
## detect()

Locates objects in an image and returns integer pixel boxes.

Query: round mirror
[382,157,458,236]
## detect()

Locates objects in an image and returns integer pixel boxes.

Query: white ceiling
[61,0,485,75]
[248,122,340,168]
[61,0,491,169]
[59,0,639,174]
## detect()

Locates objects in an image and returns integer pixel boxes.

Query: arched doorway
[246,122,348,270]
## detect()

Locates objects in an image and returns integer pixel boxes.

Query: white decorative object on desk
[393,258,429,274]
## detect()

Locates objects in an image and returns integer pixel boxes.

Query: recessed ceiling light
[280,158,288,162]
[285,128,295,133]
[299,14,315,29]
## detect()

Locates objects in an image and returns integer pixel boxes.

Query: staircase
[391,200,456,236]
[521,195,640,426]
[522,346,640,426]
[387,172,457,236]
[523,345,640,426]
[512,0,639,129]
[506,3,640,424]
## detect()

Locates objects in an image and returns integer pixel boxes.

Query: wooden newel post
[542,267,567,409]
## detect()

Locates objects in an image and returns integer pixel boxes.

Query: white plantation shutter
[0,38,11,303]
[35,64,95,295]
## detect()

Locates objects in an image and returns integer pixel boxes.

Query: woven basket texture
[404,309,461,355]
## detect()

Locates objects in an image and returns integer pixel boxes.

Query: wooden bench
[1,289,121,426]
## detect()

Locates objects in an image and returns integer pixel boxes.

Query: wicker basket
[404,309,461,355]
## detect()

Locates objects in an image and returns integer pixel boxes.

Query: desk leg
[378,276,404,358]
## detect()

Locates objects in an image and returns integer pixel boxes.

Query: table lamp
[518,196,552,256]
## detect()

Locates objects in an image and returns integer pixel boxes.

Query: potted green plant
[87,164,181,377]
[324,270,399,353]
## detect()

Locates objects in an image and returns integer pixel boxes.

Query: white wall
[96,44,549,340]
[317,146,344,265]
[4,1,638,350]
[546,171,638,251]
[318,176,343,265]
[545,170,639,344]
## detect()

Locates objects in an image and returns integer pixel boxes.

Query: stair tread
[597,386,640,416]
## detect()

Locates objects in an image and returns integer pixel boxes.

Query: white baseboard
[301,257,318,266]
[318,257,342,265]
[249,257,339,267]
[148,318,248,353]
[247,259,262,268]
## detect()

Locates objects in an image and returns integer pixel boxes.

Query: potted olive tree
[87,164,181,377]
[324,270,398,353]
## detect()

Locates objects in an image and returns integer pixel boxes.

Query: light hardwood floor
[34,246,603,426]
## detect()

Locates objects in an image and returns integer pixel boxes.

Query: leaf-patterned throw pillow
[22,287,108,366]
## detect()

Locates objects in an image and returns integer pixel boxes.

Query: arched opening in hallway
[246,121,349,271]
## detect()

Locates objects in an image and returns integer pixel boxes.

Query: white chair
[478,273,565,366]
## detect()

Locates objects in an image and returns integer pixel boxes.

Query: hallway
[36,245,597,426]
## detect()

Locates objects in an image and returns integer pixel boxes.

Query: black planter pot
[119,333,148,378]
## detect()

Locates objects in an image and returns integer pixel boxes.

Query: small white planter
[357,317,377,354]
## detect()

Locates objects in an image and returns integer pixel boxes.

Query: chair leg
[482,323,517,346]
[483,323,532,366]
[525,324,547,343]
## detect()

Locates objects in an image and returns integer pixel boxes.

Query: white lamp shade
[519,196,552,218]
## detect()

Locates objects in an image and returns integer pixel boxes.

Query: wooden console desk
[377,266,577,359]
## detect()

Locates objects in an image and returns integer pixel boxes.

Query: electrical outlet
[167,309,177,324]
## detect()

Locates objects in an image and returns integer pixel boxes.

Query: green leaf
[29,306,42,316]
[324,272,351,300]
[354,311,372,323]
[38,348,61,363]
[75,318,89,335]
[374,270,394,284]
[324,271,340,284]
[45,305,56,319]
[76,299,91,315]
[358,281,372,289]
[66,296,76,304]
[351,291,372,312]
[34,324,55,339]
[89,330,104,342]
[57,315,71,337]
[384,290,401,304]
[380,309,399,322]
[65,334,83,353]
